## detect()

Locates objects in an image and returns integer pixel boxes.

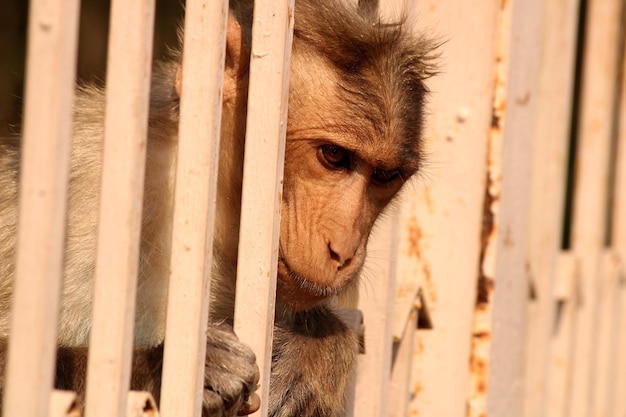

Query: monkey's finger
[237,393,261,416]
[253,363,260,386]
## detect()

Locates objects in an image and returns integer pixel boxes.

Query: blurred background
[0,0,183,137]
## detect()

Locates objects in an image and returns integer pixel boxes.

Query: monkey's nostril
[328,243,352,270]
[328,244,341,263]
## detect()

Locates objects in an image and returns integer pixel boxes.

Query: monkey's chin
[276,258,352,312]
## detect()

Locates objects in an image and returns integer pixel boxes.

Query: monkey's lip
[276,257,348,309]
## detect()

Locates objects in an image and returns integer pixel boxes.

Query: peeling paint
[466,1,512,415]
[406,216,437,306]
[407,216,422,259]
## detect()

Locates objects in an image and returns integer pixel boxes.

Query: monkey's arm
[0,325,259,417]
[269,307,359,417]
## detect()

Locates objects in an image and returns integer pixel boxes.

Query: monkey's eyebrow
[286,123,371,139]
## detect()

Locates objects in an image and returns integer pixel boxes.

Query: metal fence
[2,0,626,416]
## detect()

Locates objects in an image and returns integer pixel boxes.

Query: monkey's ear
[224,16,249,77]
[175,16,249,98]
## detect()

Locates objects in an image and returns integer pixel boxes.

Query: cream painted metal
[3,1,80,416]
[348,1,417,416]
[49,391,80,417]
[476,0,542,413]
[232,1,294,416]
[591,251,622,417]
[546,253,579,417]
[84,0,155,416]
[568,1,623,417]
[126,392,159,417]
[406,1,499,416]
[466,2,512,414]
[523,0,581,415]
[387,311,418,417]
[351,213,398,417]
[613,36,626,417]
[390,0,427,344]
[159,2,228,417]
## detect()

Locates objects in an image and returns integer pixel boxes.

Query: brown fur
[0,1,435,416]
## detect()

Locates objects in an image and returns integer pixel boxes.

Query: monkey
[0,0,436,416]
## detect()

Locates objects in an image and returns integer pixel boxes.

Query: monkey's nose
[328,242,355,271]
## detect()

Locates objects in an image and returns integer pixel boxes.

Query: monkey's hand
[41,326,258,417]
[203,323,260,417]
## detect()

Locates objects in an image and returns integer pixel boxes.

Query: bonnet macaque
[0,0,435,416]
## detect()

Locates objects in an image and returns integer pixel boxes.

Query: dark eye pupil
[373,169,399,183]
[321,145,350,169]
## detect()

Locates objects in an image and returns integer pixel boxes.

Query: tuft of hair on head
[292,0,439,166]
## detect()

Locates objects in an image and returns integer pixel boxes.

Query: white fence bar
[351,214,398,417]
[568,1,623,416]
[84,0,155,416]
[591,251,621,417]
[159,1,228,416]
[546,253,579,417]
[407,1,499,415]
[126,392,158,417]
[483,0,543,412]
[3,1,80,416]
[612,37,626,417]
[49,391,80,417]
[523,0,581,415]
[233,1,294,415]
[390,0,426,344]
[466,2,511,414]
[387,310,417,417]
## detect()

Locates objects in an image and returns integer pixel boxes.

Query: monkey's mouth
[276,256,353,310]
[278,258,338,297]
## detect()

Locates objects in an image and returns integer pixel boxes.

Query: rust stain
[515,91,531,106]
[476,276,494,306]
[416,335,424,355]
[503,225,514,247]
[422,263,436,305]
[470,355,489,395]
[473,330,491,342]
[406,216,436,305]
[423,187,434,214]
[407,215,422,259]
[413,381,423,397]
[476,170,497,306]
[471,356,488,375]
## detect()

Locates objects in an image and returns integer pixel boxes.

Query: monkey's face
[276,53,420,311]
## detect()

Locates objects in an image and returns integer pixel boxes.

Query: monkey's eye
[372,168,401,184]
[319,144,351,170]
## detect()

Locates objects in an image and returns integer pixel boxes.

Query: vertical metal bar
[159,1,228,416]
[233,1,294,415]
[482,0,543,413]
[591,251,622,417]
[568,1,623,415]
[3,0,80,416]
[466,3,511,415]
[546,253,579,417]
[352,213,398,417]
[84,0,155,415]
[387,310,418,417]
[609,20,626,417]
[406,1,500,415]
[523,0,581,415]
